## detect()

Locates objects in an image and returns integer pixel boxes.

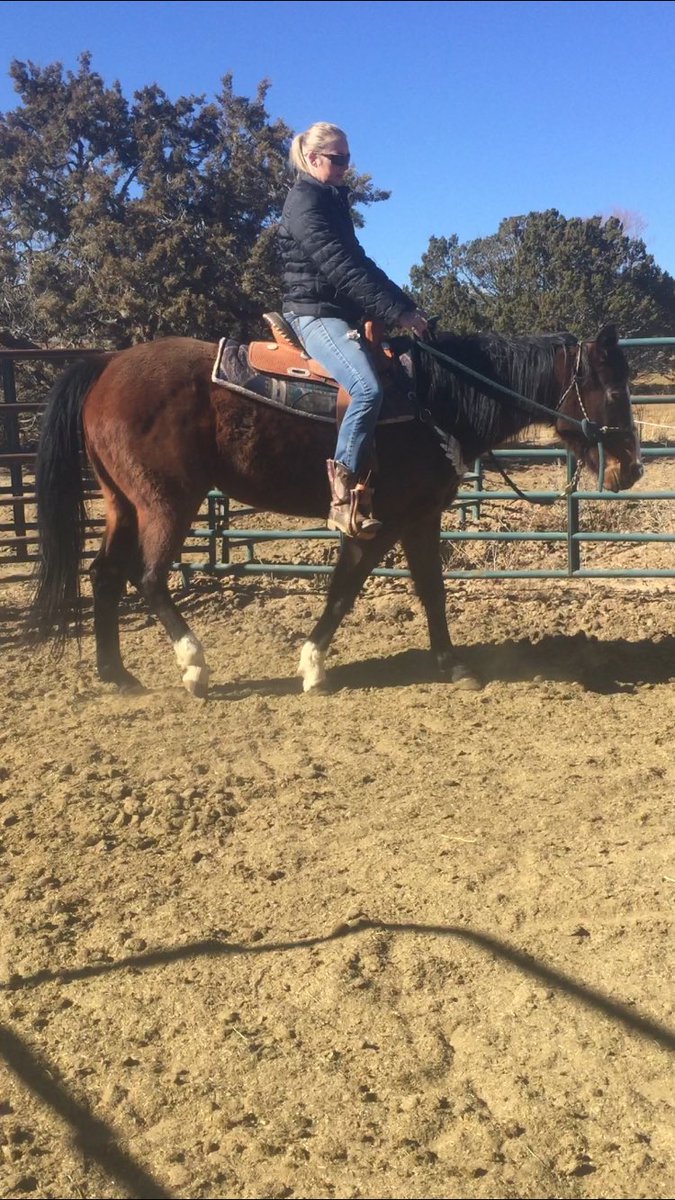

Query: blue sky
[1,0,674,291]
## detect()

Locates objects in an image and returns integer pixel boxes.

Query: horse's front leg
[142,578,211,698]
[298,526,399,692]
[400,514,481,690]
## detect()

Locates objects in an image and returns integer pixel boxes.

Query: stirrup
[327,484,381,540]
[327,507,381,540]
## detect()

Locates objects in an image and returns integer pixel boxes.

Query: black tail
[28,356,109,653]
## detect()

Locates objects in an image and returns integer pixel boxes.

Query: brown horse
[30,325,642,697]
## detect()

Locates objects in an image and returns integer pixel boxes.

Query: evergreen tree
[0,54,387,347]
[410,210,675,339]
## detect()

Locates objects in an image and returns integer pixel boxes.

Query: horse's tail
[28,355,110,653]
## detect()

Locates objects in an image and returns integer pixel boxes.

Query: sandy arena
[0,544,673,1200]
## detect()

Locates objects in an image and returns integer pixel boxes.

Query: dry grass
[441,454,675,575]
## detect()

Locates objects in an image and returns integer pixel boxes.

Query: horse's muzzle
[602,457,644,493]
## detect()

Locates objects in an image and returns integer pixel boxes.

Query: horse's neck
[450,387,546,461]
[429,337,560,458]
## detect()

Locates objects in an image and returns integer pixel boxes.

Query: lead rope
[484,450,583,506]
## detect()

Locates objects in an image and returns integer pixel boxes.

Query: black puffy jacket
[278,172,415,326]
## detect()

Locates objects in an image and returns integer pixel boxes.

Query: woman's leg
[288,315,383,475]
[286,315,384,538]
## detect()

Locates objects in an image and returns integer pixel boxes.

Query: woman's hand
[398,309,429,337]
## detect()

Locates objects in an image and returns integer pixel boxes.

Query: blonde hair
[289,123,348,173]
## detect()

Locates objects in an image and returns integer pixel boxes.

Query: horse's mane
[414,330,579,458]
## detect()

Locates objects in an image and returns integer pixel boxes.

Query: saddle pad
[211,338,416,425]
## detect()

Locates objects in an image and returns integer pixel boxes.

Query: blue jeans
[286,314,383,475]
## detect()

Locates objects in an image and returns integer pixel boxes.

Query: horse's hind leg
[135,505,211,698]
[298,527,398,692]
[90,489,143,691]
[400,513,480,690]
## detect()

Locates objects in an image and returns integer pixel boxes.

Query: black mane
[414,331,578,459]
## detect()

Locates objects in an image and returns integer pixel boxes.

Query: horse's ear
[596,324,619,353]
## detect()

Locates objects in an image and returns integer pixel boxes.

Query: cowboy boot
[326,460,382,540]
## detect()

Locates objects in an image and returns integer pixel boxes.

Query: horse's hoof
[100,667,144,693]
[184,679,209,700]
[451,665,482,691]
[183,665,210,700]
[436,654,481,691]
[119,675,145,694]
[298,642,327,693]
[302,678,330,696]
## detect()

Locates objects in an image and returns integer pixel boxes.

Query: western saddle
[251,313,397,426]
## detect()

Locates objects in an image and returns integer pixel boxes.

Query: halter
[557,342,586,410]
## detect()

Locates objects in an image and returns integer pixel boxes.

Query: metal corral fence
[1,338,675,585]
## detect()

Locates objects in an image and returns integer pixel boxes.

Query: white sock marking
[297,641,326,692]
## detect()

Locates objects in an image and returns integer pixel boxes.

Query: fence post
[219,493,230,565]
[1,356,27,561]
[566,451,581,576]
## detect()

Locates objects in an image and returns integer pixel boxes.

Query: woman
[278,122,428,539]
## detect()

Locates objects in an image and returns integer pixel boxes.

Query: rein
[488,342,584,505]
[414,337,627,506]
[415,337,604,443]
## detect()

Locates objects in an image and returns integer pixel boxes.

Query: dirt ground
[0,542,673,1200]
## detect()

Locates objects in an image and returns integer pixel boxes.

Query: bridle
[557,342,589,415]
[555,341,634,442]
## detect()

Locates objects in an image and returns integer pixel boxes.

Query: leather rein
[415,338,632,506]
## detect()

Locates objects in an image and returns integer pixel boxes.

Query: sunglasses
[321,152,350,166]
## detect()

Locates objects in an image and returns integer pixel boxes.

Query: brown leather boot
[326,460,382,540]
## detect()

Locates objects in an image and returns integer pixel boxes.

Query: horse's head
[555,325,643,492]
